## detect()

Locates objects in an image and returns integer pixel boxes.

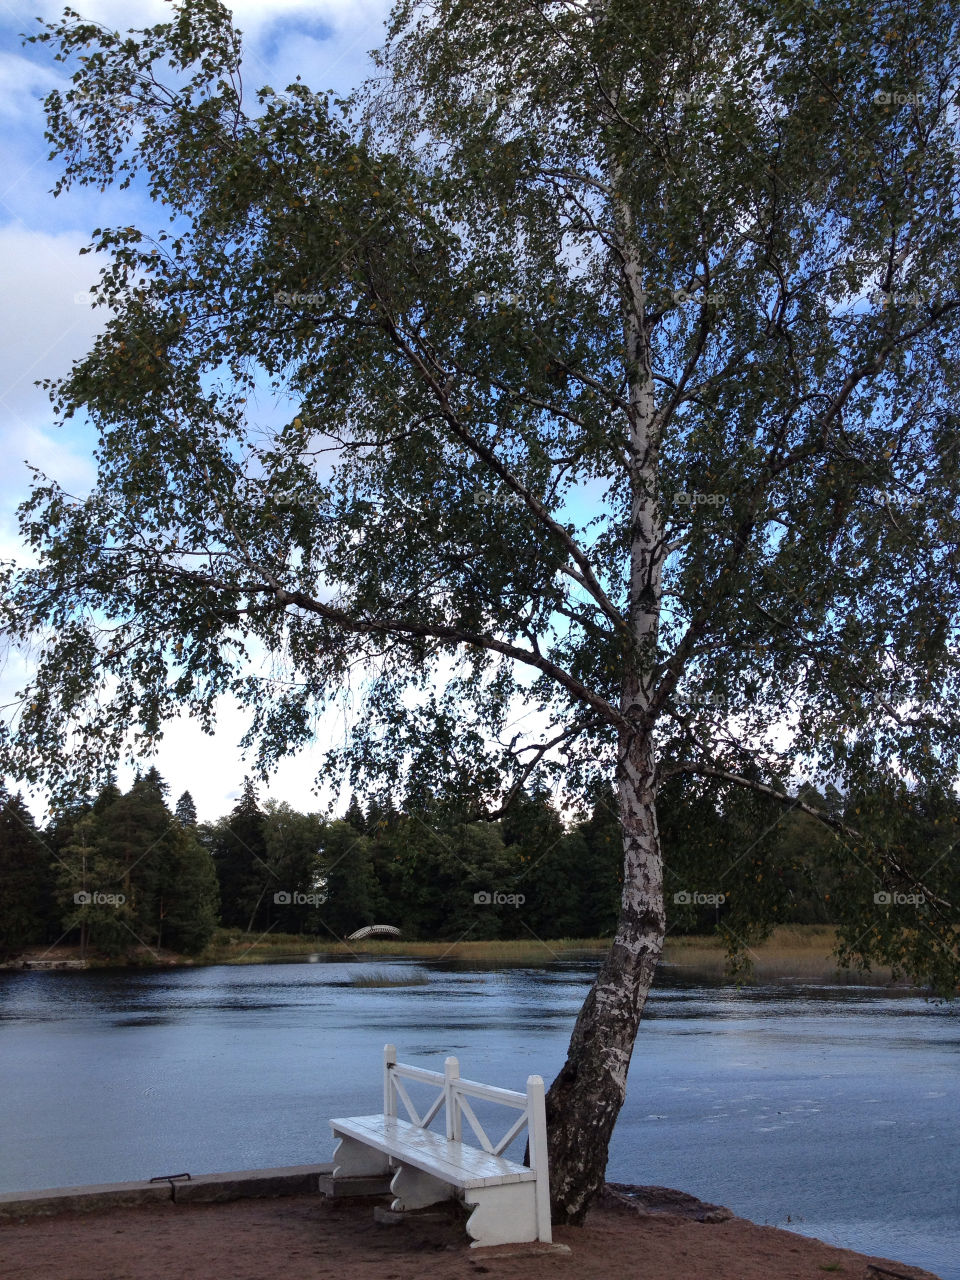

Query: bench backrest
[382,1043,548,1171]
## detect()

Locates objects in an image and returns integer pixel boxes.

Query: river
[0,958,957,1278]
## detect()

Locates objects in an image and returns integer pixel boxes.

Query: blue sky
[0,0,394,821]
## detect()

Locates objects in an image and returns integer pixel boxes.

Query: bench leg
[463,1182,538,1248]
[389,1162,453,1210]
[332,1134,392,1179]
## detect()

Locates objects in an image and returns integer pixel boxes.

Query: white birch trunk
[543,164,667,1222]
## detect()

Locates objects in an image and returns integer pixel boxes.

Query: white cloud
[0,0,408,825]
[0,225,105,423]
[0,638,347,824]
[0,225,103,528]
[121,696,341,824]
[4,0,392,73]
[0,51,60,123]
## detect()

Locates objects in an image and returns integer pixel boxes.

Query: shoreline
[1,925,922,987]
[0,1176,942,1280]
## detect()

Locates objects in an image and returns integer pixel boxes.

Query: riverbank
[2,925,909,984]
[0,1182,941,1280]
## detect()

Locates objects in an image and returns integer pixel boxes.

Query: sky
[0,0,395,822]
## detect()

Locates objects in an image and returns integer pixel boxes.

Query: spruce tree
[262,800,325,933]
[175,790,198,826]
[159,823,220,954]
[319,821,377,938]
[0,794,56,961]
[343,794,367,833]
[212,778,272,932]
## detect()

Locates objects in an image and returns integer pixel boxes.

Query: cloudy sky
[0,0,394,821]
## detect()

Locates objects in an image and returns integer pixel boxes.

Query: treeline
[2,769,957,962]
[0,771,218,962]
[0,774,625,960]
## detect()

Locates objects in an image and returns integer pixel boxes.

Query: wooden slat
[455,1094,494,1154]
[452,1077,527,1109]
[491,1107,529,1156]
[330,1115,536,1190]
[392,1076,424,1125]
[333,1117,510,1186]
[420,1089,445,1129]
[392,1063,446,1086]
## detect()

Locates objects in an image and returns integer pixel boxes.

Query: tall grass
[662,925,896,984]
[166,924,910,984]
[198,931,611,966]
[348,970,430,987]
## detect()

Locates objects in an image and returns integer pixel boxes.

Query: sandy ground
[0,1186,941,1280]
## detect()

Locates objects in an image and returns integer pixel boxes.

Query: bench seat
[329,1114,535,1189]
[326,1047,551,1247]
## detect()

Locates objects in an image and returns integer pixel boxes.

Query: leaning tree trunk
[543,93,665,1218]
[544,727,665,1221]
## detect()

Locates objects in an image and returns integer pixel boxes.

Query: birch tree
[3,0,960,1220]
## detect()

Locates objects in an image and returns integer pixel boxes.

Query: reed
[347,970,430,987]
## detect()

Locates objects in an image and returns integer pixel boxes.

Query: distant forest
[1,770,955,962]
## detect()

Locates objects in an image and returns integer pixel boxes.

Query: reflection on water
[0,959,957,1279]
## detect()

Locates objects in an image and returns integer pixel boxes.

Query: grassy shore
[197,931,612,966]
[8,925,909,984]
[662,924,899,984]
[200,924,896,983]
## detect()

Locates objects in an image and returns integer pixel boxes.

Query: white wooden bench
[328,1044,552,1248]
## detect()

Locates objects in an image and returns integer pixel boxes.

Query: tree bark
[544,108,666,1220]
[544,726,665,1223]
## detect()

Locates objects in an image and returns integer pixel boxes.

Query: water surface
[0,960,956,1278]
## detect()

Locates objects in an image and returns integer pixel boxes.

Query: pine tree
[57,776,221,956]
[262,801,325,933]
[501,788,582,939]
[55,809,137,957]
[96,774,176,947]
[141,766,168,798]
[175,790,198,826]
[92,779,122,815]
[319,821,376,938]
[158,823,219,953]
[575,785,624,937]
[500,786,577,939]
[0,794,56,961]
[211,777,271,932]
[343,793,366,833]
[367,797,402,923]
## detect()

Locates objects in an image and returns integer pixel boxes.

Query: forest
[2,771,953,964]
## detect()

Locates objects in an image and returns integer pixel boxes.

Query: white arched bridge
[346,924,402,941]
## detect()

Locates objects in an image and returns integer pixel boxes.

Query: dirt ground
[0,1185,941,1280]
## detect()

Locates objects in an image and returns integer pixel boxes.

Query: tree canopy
[2,0,959,1220]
